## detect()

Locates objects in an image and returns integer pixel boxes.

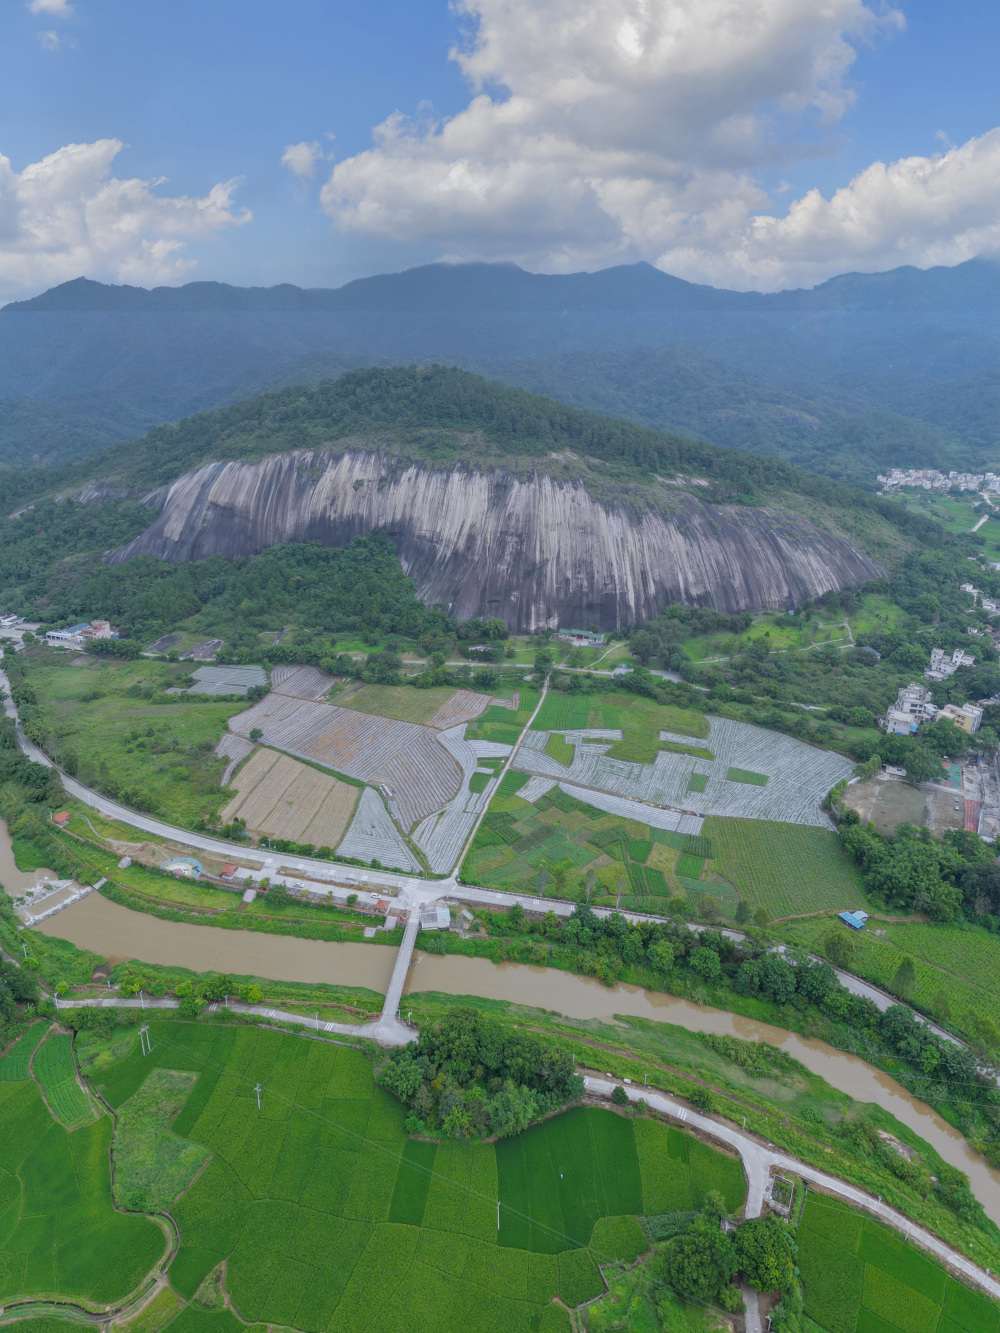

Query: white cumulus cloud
[316,0,1000,289]
[27,0,73,16]
[281,140,325,180]
[0,139,251,304]
[37,28,61,50]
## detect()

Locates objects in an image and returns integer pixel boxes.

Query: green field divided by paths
[31,1033,94,1130]
[701,816,868,919]
[79,1020,747,1330]
[468,784,866,920]
[466,691,540,747]
[0,1024,47,1082]
[797,1192,998,1333]
[0,1061,165,1305]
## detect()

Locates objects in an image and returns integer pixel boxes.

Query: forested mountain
[1,368,937,632]
[1,259,998,484]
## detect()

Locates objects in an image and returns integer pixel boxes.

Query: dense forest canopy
[11,368,944,552]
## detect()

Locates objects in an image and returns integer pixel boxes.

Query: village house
[938,702,984,735]
[924,647,975,682]
[881,683,938,735]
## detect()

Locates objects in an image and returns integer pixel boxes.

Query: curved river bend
[32,891,1000,1224]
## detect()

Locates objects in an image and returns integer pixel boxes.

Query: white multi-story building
[925,647,976,682]
[881,683,939,735]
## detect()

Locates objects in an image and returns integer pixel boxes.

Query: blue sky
[1,0,999,297]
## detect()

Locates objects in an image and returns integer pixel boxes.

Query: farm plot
[336,788,422,872]
[81,1020,745,1330]
[32,1032,94,1130]
[181,666,267,697]
[219,749,359,847]
[702,816,867,918]
[230,695,463,827]
[463,784,705,906]
[427,689,492,729]
[270,665,336,700]
[214,732,257,786]
[0,1025,46,1081]
[513,715,850,828]
[412,726,502,872]
[782,919,1000,1039]
[0,1079,165,1305]
[797,1193,996,1333]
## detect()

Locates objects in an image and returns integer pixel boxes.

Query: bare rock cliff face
[105,449,884,630]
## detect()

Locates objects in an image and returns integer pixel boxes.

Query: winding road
[7,651,1000,1307]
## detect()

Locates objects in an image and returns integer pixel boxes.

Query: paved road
[583,1076,1000,1305]
[0,654,973,1057]
[42,991,1000,1308]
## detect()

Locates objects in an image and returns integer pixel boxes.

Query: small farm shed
[420,906,451,931]
[838,910,869,930]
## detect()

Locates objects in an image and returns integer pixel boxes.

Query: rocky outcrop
[104,449,884,631]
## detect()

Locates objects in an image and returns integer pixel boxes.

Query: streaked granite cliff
[103,449,884,631]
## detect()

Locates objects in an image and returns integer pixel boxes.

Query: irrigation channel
[33,888,1000,1225]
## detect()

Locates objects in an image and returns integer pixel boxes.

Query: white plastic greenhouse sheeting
[514,715,850,827]
[335,787,422,872]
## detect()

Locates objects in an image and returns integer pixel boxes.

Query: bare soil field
[843,775,933,835]
[220,748,359,845]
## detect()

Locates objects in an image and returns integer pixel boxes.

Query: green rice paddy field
[798,1192,998,1333]
[0,1024,165,1306]
[49,1019,745,1333]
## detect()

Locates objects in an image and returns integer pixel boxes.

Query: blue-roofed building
[838,910,870,930]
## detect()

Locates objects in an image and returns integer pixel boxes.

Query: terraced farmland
[31,1032,94,1129]
[81,1021,745,1331]
[219,749,359,847]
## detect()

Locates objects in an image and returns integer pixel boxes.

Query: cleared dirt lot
[220,749,359,846]
[842,775,965,836]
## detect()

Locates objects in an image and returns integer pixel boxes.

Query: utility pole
[139,989,144,1010]
[254,1083,262,1111]
[139,1024,150,1056]
[497,1201,500,1231]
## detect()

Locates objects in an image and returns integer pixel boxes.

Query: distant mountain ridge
[1,258,998,484]
[7,256,1000,314]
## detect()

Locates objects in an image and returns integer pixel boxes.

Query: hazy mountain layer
[2,259,998,483]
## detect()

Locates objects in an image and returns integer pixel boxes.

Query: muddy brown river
[0,819,56,894]
[35,891,397,992]
[31,890,1000,1223]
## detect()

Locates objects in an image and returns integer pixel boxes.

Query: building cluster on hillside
[877,468,1000,493]
[45,620,115,649]
[881,681,984,736]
